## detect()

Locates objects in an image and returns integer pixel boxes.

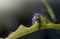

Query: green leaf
[6,21,39,39]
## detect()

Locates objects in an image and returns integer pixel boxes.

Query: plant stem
[41,0,56,22]
[6,21,39,39]
[40,24,60,31]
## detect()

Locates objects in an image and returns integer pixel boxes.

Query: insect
[32,12,41,24]
[32,12,41,30]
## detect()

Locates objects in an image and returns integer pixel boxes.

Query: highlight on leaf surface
[6,21,39,39]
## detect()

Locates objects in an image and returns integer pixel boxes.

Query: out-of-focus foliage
[41,0,56,22]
